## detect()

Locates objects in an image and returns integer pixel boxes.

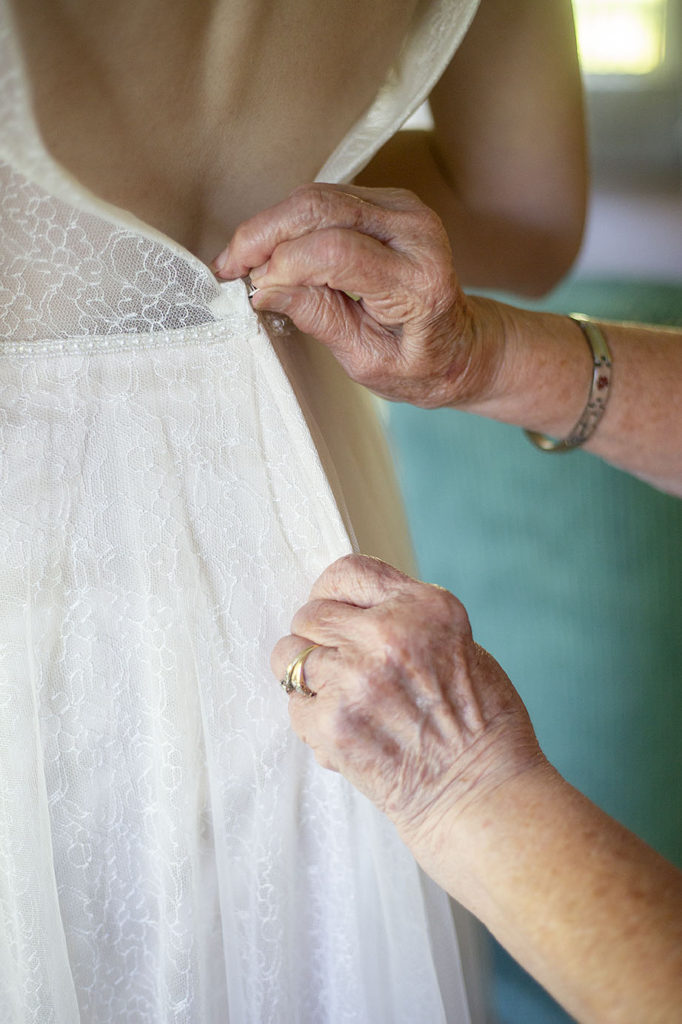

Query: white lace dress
[0,2,480,1021]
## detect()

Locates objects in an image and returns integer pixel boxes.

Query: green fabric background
[385,277,682,1023]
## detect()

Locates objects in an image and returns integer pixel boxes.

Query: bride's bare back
[12,0,420,260]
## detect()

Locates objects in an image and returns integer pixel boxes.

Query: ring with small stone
[280,644,319,698]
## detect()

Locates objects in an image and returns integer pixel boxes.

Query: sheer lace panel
[0,163,223,343]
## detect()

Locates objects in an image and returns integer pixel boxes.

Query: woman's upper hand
[213,184,504,409]
[271,554,543,862]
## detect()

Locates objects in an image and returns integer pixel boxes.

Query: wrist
[453,298,593,439]
[394,722,552,911]
[420,292,508,410]
[411,756,564,927]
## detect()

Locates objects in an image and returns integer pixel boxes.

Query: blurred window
[574,0,668,75]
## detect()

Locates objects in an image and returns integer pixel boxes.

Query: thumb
[252,283,365,350]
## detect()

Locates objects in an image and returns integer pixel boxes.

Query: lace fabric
[0,1,480,1021]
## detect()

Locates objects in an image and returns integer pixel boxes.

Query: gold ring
[280,644,319,698]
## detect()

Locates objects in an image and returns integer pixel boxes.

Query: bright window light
[573,0,667,75]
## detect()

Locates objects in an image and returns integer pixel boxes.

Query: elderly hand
[276,558,682,1024]
[271,554,544,862]
[213,184,504,409]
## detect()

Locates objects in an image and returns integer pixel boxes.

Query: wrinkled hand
[214,184,502,409]
[271,554,543,855]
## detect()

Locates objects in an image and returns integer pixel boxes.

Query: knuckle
[361,554,404,585]
[394,203,443,244]
[397,187,422,208]
[288,183,314,200]
[431,585,470,630]
[288,183,336,226]
[328,552,372,583]
[420,204,447,236]
[288,182,322,207]
[315,228,352,268]
[383,187,423,212]
[325,553,360,580]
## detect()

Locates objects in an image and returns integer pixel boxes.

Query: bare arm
[356,0,588,295]
[419,758,682,1024]
[424,758,682,1024]
[272,555,682,1024]
[217,185,682,496]
[464,297,682,497]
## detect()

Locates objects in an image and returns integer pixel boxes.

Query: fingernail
[252,289,291,312]
[249,261,269,282]
[211,245,230,275]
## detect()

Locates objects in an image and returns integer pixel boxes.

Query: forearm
[407,762,682,1024]
[221,185,680,494]
[357,130,579,295]
[357,0,587,295]
[272,548,682,1019]
[461,297,682,497]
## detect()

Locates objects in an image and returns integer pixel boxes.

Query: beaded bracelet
[524,313,613,453]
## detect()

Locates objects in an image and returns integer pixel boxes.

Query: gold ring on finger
[280,644,319,698]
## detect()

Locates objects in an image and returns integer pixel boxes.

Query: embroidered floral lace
[0,2,479,1020]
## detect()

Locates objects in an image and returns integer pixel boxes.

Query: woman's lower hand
[271,554,543,862]
[213,184,504,409]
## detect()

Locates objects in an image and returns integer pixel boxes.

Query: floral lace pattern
[0,1,479,1021]
[0,164,222,342]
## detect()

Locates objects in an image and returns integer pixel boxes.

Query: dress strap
[316,0,480,184]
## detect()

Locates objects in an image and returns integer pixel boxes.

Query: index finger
[214,184,420,279]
